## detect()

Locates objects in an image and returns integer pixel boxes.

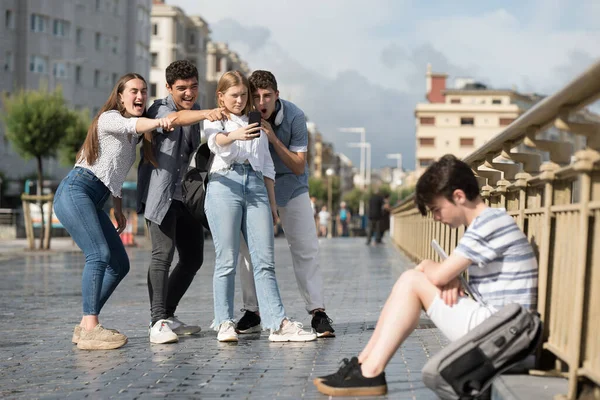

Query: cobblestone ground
[0,237,448,399]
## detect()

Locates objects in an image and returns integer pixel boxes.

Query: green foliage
[342,187,366,214]
[1,87,75,161]
[59,109,90,166]
[309,176,342,211]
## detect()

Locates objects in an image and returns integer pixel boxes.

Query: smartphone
[248,111,262,126]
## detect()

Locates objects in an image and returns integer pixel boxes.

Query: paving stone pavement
[0,237,448,399]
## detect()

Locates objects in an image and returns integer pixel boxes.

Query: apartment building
[205,41,250,108]
[0,0,151,181]
[149,1,210,106]
[414,64,538,175]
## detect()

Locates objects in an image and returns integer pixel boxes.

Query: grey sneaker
[217,320,238,342]
[168,316,201,335]
[77,324,127,350]
[269,320,317,342]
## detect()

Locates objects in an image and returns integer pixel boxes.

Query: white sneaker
[269,320,317,342]
[217,320,238,342]
[168,316,201,335]
[149,319,178,344]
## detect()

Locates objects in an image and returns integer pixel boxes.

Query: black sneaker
[311,310,335,338]
[236,310,261,334]
[313,357,359,385]
[314,360,387,397]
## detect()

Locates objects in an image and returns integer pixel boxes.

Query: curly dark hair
[248,70,278,92]
[165,60,198,86]
[415,154,481,216]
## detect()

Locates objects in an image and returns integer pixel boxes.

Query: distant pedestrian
[337,201,351,237]
[318,205,331,237]
[204,70,316,343]
[54,73,176,350]
[379,194,391,240]
[365,189,384,245]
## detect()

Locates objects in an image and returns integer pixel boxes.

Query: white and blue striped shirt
[454,207,538,310]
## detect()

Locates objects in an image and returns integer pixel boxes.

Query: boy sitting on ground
[314,154,538,397]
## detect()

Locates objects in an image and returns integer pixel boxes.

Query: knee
[393,269,423,293]
[89,244,111,266]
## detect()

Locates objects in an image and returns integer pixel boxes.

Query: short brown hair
[248,70,278,92]
[415,154,481,216]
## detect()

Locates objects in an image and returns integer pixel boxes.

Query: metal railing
[391,60,600,399]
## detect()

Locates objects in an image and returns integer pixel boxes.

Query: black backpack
[181,142,214,230]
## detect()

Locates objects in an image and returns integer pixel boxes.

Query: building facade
[0,0,151,181]
[205,41,250,108]
[414,64,537,175]
[149,1,210,106]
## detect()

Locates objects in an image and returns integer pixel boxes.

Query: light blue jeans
[205,163,286,331]
[53,167,130,315]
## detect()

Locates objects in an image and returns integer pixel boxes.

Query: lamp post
[326,168,334,238]
[386,153,403,187]
[348,142,371,188]
[339,127,366,189]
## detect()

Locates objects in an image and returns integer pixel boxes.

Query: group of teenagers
[54,59,539,397]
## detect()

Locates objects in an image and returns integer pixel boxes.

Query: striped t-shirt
[453,207,538,310]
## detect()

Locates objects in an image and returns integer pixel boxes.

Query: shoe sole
[77,338,128,350]
[314,381,387,396]
[218,337,239,342]
[236,325,262,334]
[268,335,317,342]
[316,331,335,338]
[172,328,201,335]
[150,336,179,344]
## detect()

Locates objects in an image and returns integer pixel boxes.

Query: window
[53,62,67,79]
[152,23,158,35]
[30,14,47,33]
[492,98,502,105]
[76,28,83,46]
[95,0,102,11]
[216,56,221,72]
[53,20,69,37]
[95,32,102,50]
[75,65,82,84]
[450,98,461,104]
[460,117,474,126]
[29,55,48,74]
[112,36,118,54]
[189,33,195,46]
[151,52,158,67]
[113,0,119,15]
[94,69,100,88]
[419,116,435,125]
[5,9,14,29]
[150,83,157,97]
[4,51,13,71]
[418,138,435,147]
[499,118,515,126]
[460,138,475,147]
[419,158,433,168]
[112,73,117,85]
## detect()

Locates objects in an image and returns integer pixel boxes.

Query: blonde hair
[215,70,253,115]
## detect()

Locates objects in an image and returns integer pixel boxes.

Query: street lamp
[339,127,366,189]
[386,153,403,187]
[348,142,371,188]
[326,168,335,238]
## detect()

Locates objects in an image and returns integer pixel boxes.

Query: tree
[59,109,90,166]
[1,86,76,248]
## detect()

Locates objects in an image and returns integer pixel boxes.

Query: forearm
[271,139,305,175]
[264,178,277,208]
[112,196,122,212]
[170,110,210,127]
[134,118,162,134]
[215,132,235,147]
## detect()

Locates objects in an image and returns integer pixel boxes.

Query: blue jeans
[53,167,130,315]
[205,163,286,331]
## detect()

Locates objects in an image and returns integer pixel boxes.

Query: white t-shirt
[204,114,275,180]
[75,111,139,198]
[318,210,331,226]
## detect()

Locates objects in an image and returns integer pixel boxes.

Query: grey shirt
[137,95,201,225]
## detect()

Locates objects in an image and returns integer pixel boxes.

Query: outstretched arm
[168,107,227,127]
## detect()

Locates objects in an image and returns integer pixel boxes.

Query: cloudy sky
[170,0,599,169]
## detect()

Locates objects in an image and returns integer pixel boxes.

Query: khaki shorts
[426,295,497,341]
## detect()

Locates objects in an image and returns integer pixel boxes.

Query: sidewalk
[0,237,448,399]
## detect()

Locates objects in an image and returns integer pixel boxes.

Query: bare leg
[358,269,440,378]
[80,315,99,331]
